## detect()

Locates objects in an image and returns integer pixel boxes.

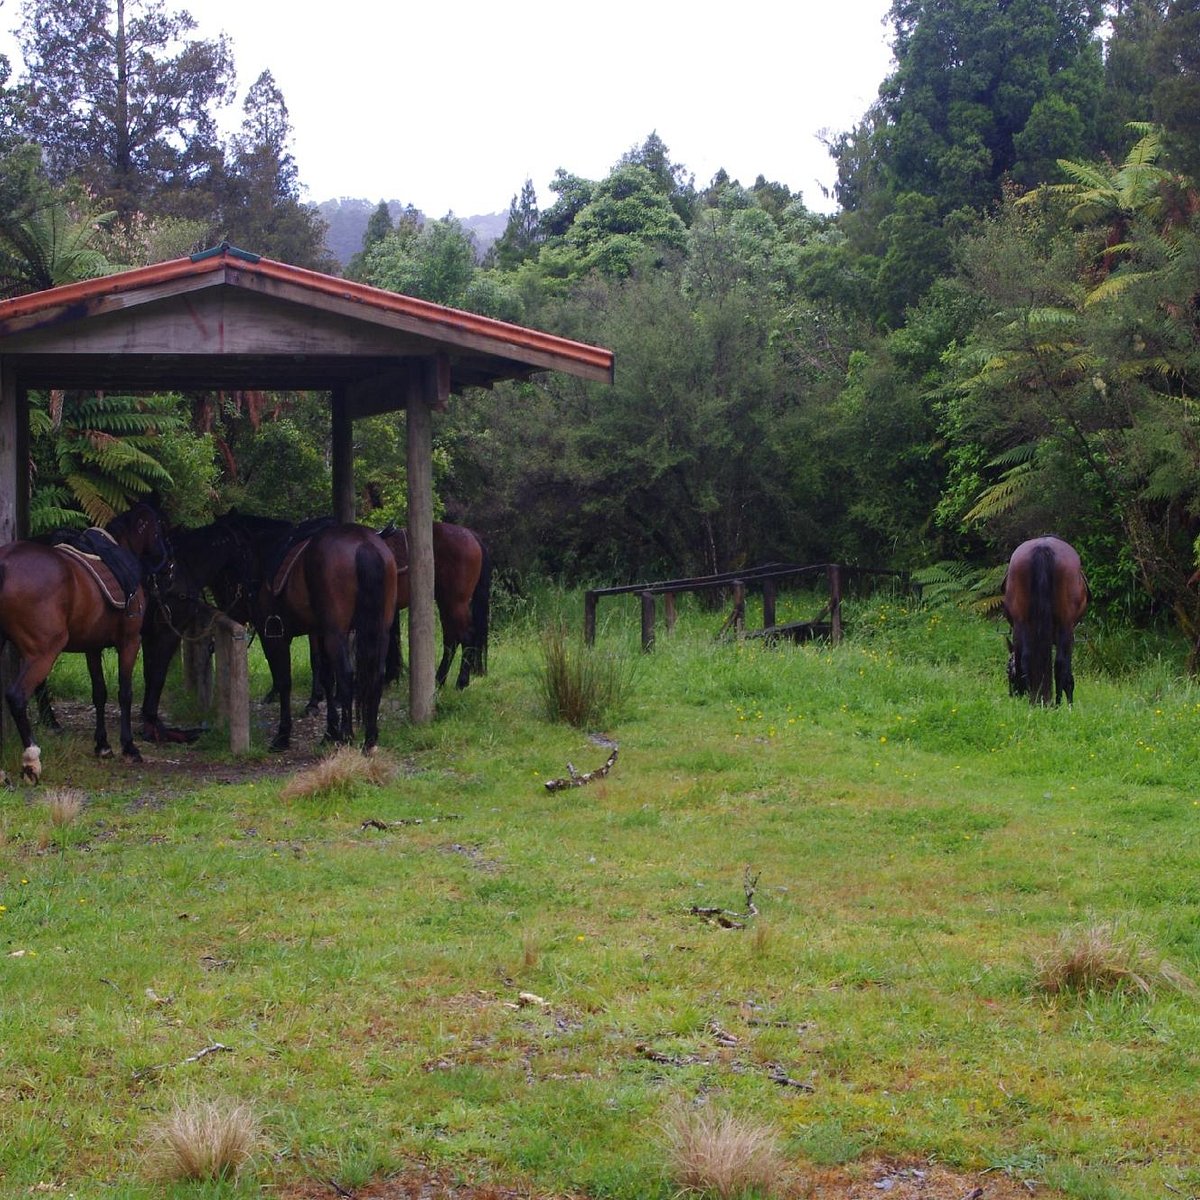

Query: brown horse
[210,516,396,752]
[0,502,171,781]
[382,522,490,689]
[1001,536,1089,705]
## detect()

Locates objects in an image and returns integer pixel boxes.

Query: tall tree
[490,179,541,270]
[834,0,1107,216]
[1150,0,1200,178]
[218,70,333,268]
[618,131,696,222]
[15,0,235,221]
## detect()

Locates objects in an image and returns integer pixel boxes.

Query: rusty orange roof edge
[0,249,615,376]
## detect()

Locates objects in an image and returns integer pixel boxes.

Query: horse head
[108,501,172,577]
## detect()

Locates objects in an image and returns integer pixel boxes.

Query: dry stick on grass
[360,814,461,831]
[544,745,618,792]
[690,868,760,928]
[132,1042,233,1081]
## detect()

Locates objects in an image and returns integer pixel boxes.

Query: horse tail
[1027,543,1056,704]
[466,537,491,677]
[352,542,389,711]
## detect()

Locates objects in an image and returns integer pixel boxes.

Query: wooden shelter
[0,244,613,732]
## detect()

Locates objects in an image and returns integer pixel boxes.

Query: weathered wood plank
[406,360,439,725]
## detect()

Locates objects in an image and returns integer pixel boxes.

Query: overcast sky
[2,0,895,217]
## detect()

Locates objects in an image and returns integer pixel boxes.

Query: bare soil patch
[29,698,328,792]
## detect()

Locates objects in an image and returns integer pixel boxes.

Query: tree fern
[31,391,185,527]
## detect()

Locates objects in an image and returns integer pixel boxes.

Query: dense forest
[1,0,1198,631]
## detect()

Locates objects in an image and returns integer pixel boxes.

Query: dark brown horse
[0,502,171,781]
[274,520,490,716]
[382,522,490,690]
[1001,536,1089,705]
[210,516,397,752]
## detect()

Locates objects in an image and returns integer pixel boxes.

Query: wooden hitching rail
[584,563,913,651]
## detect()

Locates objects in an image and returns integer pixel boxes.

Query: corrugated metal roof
[0,245,615,391]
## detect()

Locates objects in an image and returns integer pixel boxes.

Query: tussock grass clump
[662,1103,790,1199]
[145,1097,260,1181]
[42,787,86,826]
[1034,922,1197,998]
[279,746,397,802]
[539,621,633,729]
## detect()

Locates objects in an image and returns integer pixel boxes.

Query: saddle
[51,528,142,611]
[264,516,337,596]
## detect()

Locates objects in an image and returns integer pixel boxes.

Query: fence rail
[584,563,915,651]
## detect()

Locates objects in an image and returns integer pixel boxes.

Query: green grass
[2,592,1200,1199]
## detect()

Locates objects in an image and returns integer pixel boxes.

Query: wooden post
[732,581,746,635]
[406,357,447,725]
[762,578,777,631]
[213,616,250,754]
[664,592,677,634]
[640,591,656,652]
[829,564,843,644]
[0,368,27,757]
[584,590,598,646]
[182,632,214,714]
[330,386,355,524]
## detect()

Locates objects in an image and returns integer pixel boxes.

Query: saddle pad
[271,537,312,596]
[54,544,134,611]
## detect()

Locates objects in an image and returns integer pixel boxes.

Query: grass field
[2,586,1199,1199]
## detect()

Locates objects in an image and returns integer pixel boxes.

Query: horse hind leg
[114,637,143,763]
[86,650,114,759]
[320,634,353,745]
[1054,628,1077,705]
[35,682,63,732]
[6,649,62,782]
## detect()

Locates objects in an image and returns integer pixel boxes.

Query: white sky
[1,0,895,217]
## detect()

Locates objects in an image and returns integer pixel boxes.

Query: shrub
[538,621,633,729]
[662,1102,789,1199]
[1033,922,1196,998]
[279,747,397,802]
[146,1097,259,1181]
[42,787,86,826]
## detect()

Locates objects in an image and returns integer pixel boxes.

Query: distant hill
[316,198,507,270]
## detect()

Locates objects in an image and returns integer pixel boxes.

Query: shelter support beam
[405,355,448,725]
[331,387,355,524]
[0,364,28,757]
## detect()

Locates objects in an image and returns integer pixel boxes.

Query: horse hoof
[304,703,321,717]
[19,744,42,784]
[96,746,113,760]
[123,749,143,764]
[269,737,290,752]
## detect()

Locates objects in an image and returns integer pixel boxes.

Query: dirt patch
[274,1159,1049,1199]
[27,698,331,793]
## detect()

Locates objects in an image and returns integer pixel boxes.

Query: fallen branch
[360,814,461,831]
[545,746,618,792]
[636,1042,814,1091]
[689,867,760,928]
[767,1063,815,1091]
[132,1041,233,1080]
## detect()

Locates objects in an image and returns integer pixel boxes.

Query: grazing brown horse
[1001,536,1089,705]
[0,502,171,781]
[210,516,396,752]
[382,522,490,690]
